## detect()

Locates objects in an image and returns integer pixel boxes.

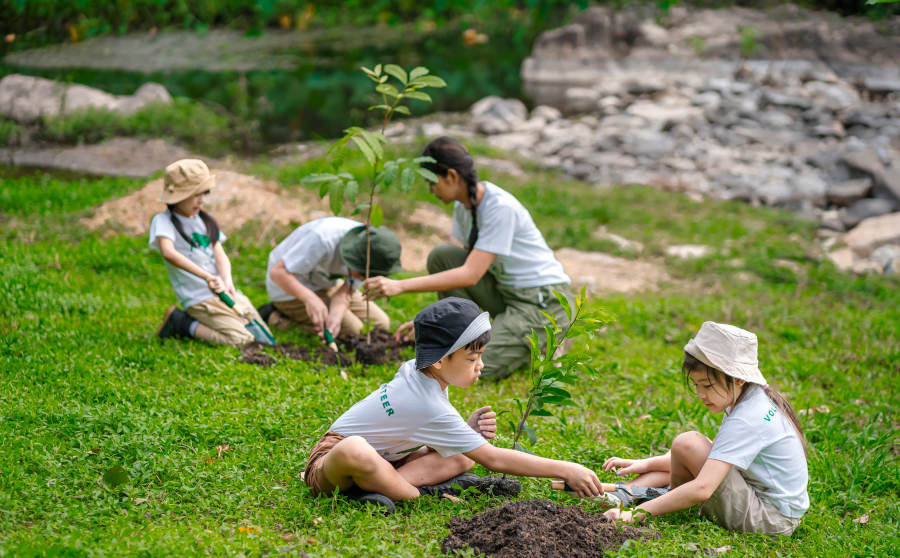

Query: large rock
[826,178,872,206]
[841,198,897,228]
[0,74,171,123]
[842,212,900,256]
[471,96,528,135]
[841,149,900,202]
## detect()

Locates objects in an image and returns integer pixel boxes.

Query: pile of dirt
[442,500,658,558]
[240,330,413,367]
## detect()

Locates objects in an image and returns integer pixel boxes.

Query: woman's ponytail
[421,137,480,251]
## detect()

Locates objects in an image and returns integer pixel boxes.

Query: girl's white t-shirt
[329,359,487,462]
[265,217,361,302]
[149,211,226,310]
[452,182,569,289]
[708,385,810,518]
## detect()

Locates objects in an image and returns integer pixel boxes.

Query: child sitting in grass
[603,322,809,536]
[150,159,273,347]
[303,297,604,513]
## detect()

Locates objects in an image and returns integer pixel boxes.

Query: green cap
[338,225,402,276]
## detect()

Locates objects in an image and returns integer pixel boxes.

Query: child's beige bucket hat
[684,321,767,385]
[158,159,216,204]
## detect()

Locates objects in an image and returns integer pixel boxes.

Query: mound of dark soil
[240,330,413,367]
[441,500,658,557]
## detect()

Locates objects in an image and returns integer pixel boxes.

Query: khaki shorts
[699,467,802,536]
[303,431,427,496]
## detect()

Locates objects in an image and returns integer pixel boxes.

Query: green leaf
[351,203,369,216]
[409,66,429,80]
[361,66,376,76]
[416,168,439,183]
[529,408,552,417]
[370,203,383,227]
[507,420,517,436]
[328,181,344,215]
[373,64,382,76]
[358,129,386,159]
[411,75,447,88]
[403,90,432,103]
[543,386,572,399]
[345,180,359,201]
[393,105,411,115]
[368,104,392,112]
[523,422,537,445]
[383,161,399,186]
[300,173,338,184]
[413,156,436,164]
[383,64,407,84]
[375,84,399,98]
[514,442,534,454]
[102,465,129,488]
[319,180,331,198]
[554,289,573,322]
[350,134,375,167]
[399,167,414,191]
[541,309,557,331]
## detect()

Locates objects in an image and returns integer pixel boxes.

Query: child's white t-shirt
[452,182,570,289]
[708,385,810,518]
[329,359,488,462]
[149,211,226,310]
[266,217,361,302]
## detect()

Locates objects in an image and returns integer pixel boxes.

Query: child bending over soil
[304,297,604,513]
[260,217,401,342]
[151,159,273,347]
[603,322,809,536]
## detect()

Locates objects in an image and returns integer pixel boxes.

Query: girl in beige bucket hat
[602,322,809,536]
[149,159,273,347]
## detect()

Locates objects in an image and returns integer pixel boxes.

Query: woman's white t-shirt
[149,211,226,309]
[329,359,487,462]
[452,182,569,289]
[265,217,362,302]
[708,385,810,518]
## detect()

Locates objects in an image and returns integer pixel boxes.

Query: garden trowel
[550,479,669,506]
[218,292,276,345]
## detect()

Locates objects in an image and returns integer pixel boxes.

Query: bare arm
[325,281,351,338]
[158,236,223,294]
[607,459,731,522]
[212,241,235,296]
[602,452,672,476]
[363,249,496,299]
[465,444,602,498]
[269,260,329,337]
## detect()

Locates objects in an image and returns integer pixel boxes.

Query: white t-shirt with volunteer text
[708,385,810,518]
[452,182,569,288]
[266,217,361,302]
[149,211,227,309]
[329,359,488,462]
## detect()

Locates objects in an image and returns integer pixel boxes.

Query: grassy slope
[0,141,898,557]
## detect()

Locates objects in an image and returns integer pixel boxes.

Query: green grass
[1,146,898,557]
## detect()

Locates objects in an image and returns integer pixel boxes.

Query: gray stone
[841,149,900,202]
[626,78,666,95]
[863,76,900,94]
[841,198,898,228]
[826,178,872,206]
[471,96,528,135]
[761,89,812,110]
[622,129,675,158]
[871,244,900,273]
[818,208,845,231]
[692,91,722,109]
[420,121,446,137]
[842,212,900,257]
[0,73,171,123]
[757,109,794,128]
[530,105,562,122]
[666,244,710,259]
[563,87,600,113]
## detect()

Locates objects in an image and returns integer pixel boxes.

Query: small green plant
[301,64,447,341]
[509,287,612,453]
[739,25,763,58]
[687,35,706,56]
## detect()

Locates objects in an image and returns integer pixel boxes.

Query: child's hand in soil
[325,313,342,340]
[604,508,648,524]
[393,321,414,342]
[304,295,329,338]
[562,463,604,498]
[467,406,497,440]
[602,456,647,477]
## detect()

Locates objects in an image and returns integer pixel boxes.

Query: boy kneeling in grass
[303,297,604,512]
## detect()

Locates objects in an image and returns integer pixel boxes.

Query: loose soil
[441,500,658,558]
[240,329,413,368]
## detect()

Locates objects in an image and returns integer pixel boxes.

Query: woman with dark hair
[364,137,572,380]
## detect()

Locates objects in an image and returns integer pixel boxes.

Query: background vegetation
[1,140,897,556]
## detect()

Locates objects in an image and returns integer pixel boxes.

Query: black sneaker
[157,306,194,339]
[341,487,395,514]
[257,302,275,323]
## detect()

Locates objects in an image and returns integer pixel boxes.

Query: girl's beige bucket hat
[158,159,216,204]
[684,321,767,385]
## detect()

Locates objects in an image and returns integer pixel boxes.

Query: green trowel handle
[218,292,246,317]
[324,329,336,344]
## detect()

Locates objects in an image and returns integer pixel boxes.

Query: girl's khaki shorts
[699,467,802,536]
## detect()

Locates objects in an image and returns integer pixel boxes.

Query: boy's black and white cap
[414,297,491,370]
